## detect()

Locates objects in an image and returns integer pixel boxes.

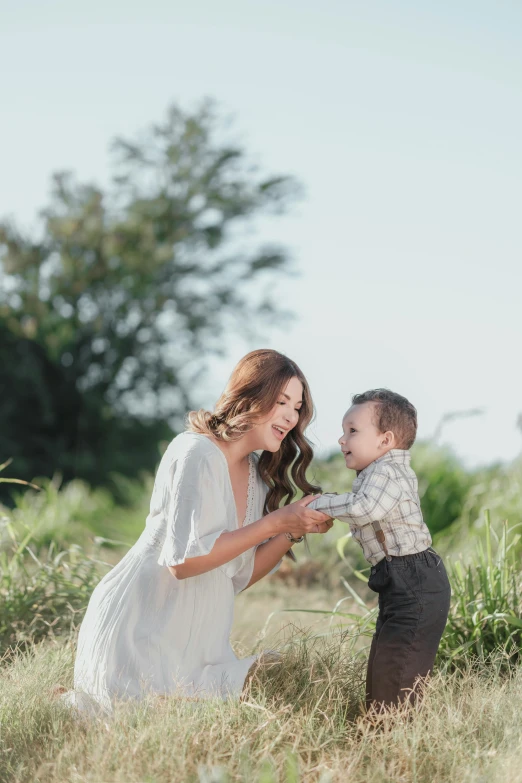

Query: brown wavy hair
[186,349,320,513]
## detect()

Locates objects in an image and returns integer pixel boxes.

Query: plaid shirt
[309,450,432,566]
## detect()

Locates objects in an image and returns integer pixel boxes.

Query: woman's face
[254,376,304,452]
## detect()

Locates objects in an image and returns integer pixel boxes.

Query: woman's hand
[269,495,333,539]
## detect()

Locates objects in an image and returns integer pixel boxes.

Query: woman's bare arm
[243,519,334,591]
[243,534,294,589]
[168,496,331,580]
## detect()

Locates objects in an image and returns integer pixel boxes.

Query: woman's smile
[271,424,287,441]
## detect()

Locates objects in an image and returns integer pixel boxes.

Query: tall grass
[2,453,522,781]
[2,639,522,783]
[438,511,522,670]
[4,472,153,550]
[0,469,151,654]
[0,525,102,655]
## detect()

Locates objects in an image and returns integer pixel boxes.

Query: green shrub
[461,458,522,530]
[412,441,473,536]
[440,458,522,559]
[437,511,522,671]
[0,518,104,656]
[3,473,153,551]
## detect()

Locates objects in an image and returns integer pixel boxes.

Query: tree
[0,100,299,488]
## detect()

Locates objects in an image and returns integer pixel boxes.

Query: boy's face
[338,402,395,472]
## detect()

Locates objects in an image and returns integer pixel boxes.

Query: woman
[64,349,331,714]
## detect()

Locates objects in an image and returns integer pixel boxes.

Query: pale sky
[1,0,521,466]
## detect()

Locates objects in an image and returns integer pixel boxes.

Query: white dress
[66,432,270,714]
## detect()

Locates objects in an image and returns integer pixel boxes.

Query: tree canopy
[0,100,299,489]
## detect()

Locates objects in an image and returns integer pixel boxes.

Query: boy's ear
[380,430,395,449]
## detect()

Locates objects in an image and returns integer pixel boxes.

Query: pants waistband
[373,547,439,569]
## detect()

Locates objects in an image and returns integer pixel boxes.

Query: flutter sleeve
[157,442,236,572]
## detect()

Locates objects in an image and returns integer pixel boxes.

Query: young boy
[310,389,451,710]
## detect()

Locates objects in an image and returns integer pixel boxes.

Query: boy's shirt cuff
[309,492,355,518]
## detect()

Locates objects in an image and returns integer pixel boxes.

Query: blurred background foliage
[0,100,298,495]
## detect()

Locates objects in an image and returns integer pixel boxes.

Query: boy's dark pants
[366,549,451,710]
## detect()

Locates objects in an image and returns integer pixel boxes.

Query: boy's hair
[352,389,417,449]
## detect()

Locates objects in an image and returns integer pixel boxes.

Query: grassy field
[2,450,522,782]
[3,597,522,783]
[2,548,522,783]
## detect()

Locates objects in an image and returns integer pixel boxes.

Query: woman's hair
[186,349,320,513]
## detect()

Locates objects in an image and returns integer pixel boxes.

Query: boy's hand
[312,517,334,533]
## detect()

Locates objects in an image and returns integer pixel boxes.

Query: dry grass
[3,476,522,782]
[4,548,522,783]
[2,630,522,783]
[233,575,351,646]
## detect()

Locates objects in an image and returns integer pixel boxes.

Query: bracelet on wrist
[284,532,305,544]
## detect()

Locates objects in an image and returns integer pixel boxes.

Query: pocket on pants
[419,555,451,603]
[382,562,423,606]
[368,561,391,593]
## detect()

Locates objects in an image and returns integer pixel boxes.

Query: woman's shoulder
[167,431,226,466]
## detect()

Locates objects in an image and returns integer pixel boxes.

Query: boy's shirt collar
[356,449,411,477]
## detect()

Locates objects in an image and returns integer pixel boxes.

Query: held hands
[271,495,333,540]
